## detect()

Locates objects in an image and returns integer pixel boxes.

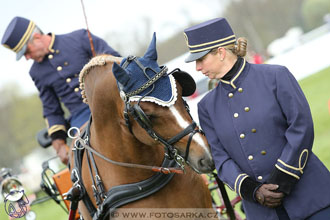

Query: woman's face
[195,48,229,79]
[195,49,224,79]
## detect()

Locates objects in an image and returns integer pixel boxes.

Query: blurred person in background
[1,17,120,164]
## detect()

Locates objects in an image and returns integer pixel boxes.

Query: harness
[68,119,178,220]
[66,57,203,220]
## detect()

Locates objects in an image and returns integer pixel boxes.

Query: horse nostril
[198,157,215,170]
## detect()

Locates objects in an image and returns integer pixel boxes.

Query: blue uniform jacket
[198,59,330,220]
[29,29,120,135]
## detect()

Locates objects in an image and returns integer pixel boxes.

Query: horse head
[112,33,214,173]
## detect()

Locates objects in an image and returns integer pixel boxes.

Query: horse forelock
[79,55,123,103]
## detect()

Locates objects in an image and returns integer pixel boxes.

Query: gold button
[66,78,71,83]
[48,54,53,59]
[240,133,245,139]
[74,74,78,77]
[56,49,60,54]
[251,128,257,133]
[238,88,243,93]
[248,155,253,160]
[244,107,250,112]
[64,61,69,66]
[57,66,62,71]
[261,150,266,155]
[234,113,239,118]
[228,93,234,98]
[74,88,79,92]
[258,176,263,180]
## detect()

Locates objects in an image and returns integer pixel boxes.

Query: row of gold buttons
[230,87,267,179]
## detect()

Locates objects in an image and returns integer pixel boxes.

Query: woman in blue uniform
[183,17,330,220]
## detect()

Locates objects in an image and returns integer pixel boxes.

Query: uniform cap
[183,18,236,63]
[1,17,36,60]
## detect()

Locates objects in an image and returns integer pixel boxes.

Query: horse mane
[79,54,123,103]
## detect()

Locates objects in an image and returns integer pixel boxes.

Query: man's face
[24,34,48,63]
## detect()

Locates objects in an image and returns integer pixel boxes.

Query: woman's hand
[255,184,284,208]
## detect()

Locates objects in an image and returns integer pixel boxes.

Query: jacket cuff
[275,149,309,180]
[267,168,298,195]
[50,130,67,142]
[240,177,262,202]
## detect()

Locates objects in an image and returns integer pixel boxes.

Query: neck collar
[220,57,246,89]
[48,33,56,53]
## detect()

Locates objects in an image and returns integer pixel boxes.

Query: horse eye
[146,114,156,120]
[147,114,156,120]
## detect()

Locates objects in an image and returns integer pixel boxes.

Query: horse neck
[86,64,165,180]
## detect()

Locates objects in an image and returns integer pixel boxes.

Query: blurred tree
[0,84,44,169]
[302,0,330,31]
[222,0,303,57]
[104,16,152,57]
[102,0,328,63]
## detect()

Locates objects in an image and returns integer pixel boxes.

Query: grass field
[0,66,329,220]
[299,66,330,169]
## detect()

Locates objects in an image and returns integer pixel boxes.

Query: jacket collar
[219,58,247,89]
[48,33,56,53]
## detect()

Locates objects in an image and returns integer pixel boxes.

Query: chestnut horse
[71,34,215,219]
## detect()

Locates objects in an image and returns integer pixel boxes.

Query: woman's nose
[196,61,202,71]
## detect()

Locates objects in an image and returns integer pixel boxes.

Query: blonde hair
[211,37,247,57]
[226,37,247,57]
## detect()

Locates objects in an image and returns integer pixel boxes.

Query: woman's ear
[218,47,226,61]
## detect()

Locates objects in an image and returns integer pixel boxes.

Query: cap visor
[16,44,27,61]
[185,50,211,63]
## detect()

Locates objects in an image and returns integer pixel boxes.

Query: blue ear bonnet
[112,33,177,106]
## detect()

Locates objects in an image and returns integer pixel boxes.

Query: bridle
[65,56,205,220]
[119,55,203,171]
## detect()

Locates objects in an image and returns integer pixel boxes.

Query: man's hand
[255,184,284,208]
[52,139,69,164]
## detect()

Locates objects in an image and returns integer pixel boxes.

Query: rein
[68,124,184,174]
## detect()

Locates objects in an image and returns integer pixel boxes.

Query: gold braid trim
[79,55,123,103]
[234,173,248,194]
[277,149,309,175]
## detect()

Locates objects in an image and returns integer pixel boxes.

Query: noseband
[119,56,201,169]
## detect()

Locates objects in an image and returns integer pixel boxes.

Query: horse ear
[112,62,130,86]
[143,32,158,60]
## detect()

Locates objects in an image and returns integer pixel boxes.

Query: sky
[0,0,224,96]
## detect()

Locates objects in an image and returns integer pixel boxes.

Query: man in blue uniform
[183,18,330,219]
[1,17,120,164]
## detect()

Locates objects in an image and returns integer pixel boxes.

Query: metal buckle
[68,127,81,139]
[173,149,185,170]
[72,169,80,186]
[74,138,86,150]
